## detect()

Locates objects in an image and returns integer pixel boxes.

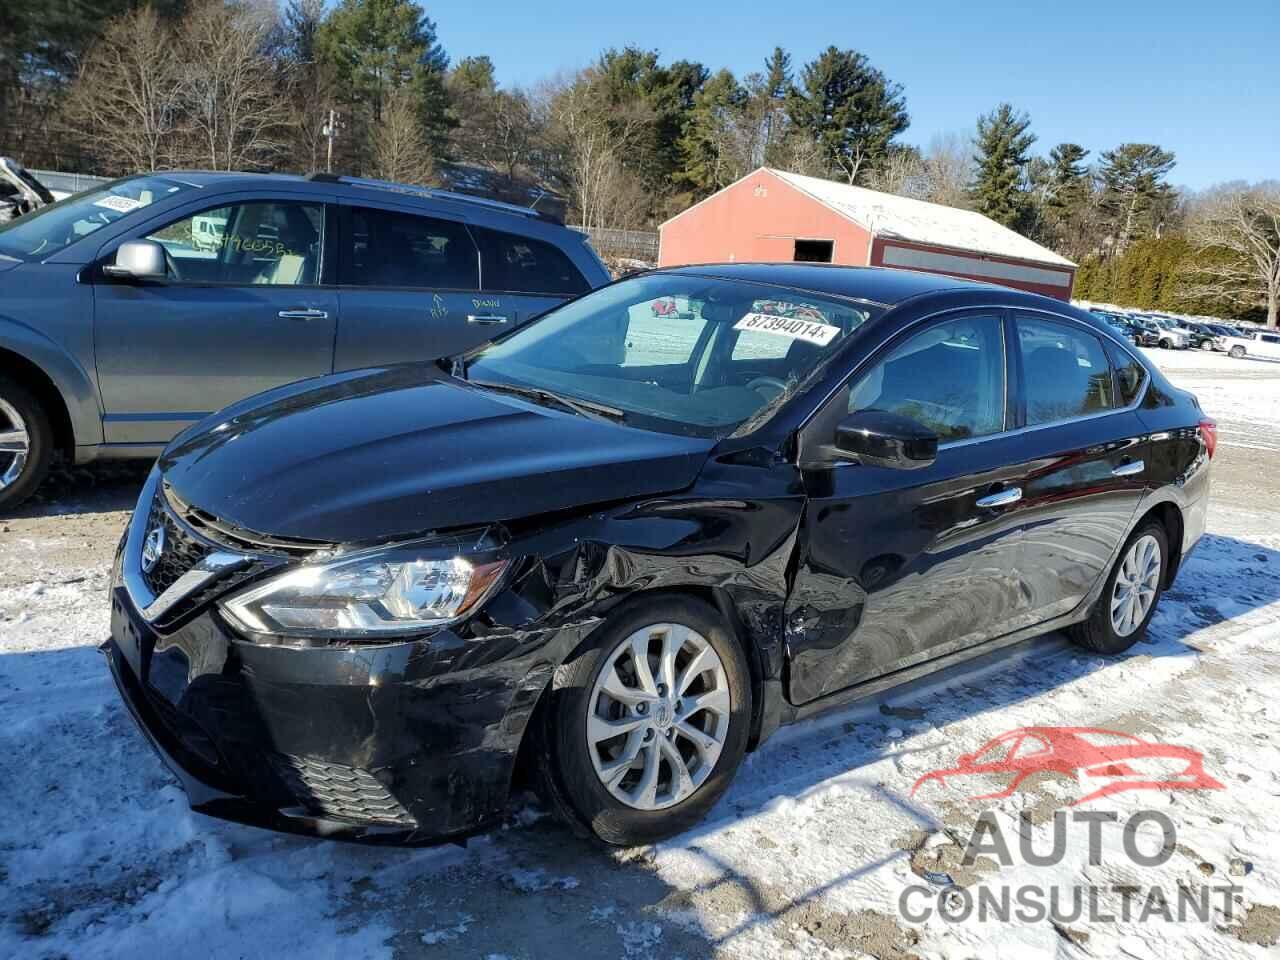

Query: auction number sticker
[734,313,840,346]
[93,195,143,214]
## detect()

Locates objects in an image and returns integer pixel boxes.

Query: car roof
[143,170,563,225]
[662,262,982,305]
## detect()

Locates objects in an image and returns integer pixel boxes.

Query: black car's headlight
[219,542,508,640]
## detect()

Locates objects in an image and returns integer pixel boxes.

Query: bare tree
[541,71,648,230]
[178,0,291,171]
[1184,185,1280,328]
[921,133,973,208]
[61,8,182,174]
[369,86,436,185]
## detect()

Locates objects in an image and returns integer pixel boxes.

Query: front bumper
[104,572,580,845]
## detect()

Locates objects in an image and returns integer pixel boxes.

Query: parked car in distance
[1223,328,1280,361]
[0,171,609,508]
[1128,316,1163,348]
[1145,315,1192,349]
[1182,321,1223,351]
[104,264,1214,847]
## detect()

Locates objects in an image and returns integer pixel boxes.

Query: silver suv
[0,172,610,507]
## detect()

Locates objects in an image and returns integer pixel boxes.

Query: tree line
[3,0,1276,324]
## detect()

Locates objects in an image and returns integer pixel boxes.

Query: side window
[1017,316,1114,425]
[473,226,589,296]
[849,313,1006,443]
[347,207,478,289]
[146,201,324,285]
[1104,340,1147,406]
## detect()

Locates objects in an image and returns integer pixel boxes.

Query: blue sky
[425,0,1278,191]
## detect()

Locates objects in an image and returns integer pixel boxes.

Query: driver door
[94,198,338,445]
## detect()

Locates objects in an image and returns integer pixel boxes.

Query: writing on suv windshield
[466,274,881,437]
[0,175,194,261]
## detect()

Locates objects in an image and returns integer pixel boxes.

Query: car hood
[159,366,715,543]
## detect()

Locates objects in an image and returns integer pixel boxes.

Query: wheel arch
[1140,500,1185,588]
[0,345,77,461]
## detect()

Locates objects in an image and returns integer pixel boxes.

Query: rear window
[1105,341,1147,406]
[474,226,588,296]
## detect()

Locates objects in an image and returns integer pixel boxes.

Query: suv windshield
[0,175,195,261]
[465,273,881,437]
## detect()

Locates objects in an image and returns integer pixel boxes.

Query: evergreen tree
[1098,143,1176,252]
[760,47,792,166]
[971,103,1036,227]
[785,46,909,182]
[675,68,746,195]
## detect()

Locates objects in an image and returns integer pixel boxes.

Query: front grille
[270,754,416,827]
[141,493,213,598]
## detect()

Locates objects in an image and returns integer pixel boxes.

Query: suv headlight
[219,543,509,640]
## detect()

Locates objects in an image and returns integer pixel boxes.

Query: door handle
[277,308,329,320]
[1112,459,1145,477]
[466,314,508,325]
[976,487,1023,509]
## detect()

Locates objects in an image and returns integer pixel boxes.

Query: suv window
[1104,341,1147,406]
[1018,316,1114,425]
[347,207,478,289]
[473,226,588,296]
[146,201,324,285]
[849,313,1006,443]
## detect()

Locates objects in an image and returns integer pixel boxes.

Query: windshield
[465,273,881,438]
[0,175,196,262]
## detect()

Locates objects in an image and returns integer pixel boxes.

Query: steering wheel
[746,376,788,401]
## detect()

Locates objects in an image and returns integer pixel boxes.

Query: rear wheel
[0,378,53,511]
[533,596,751,846]
[1159,338,1172,349]
[1229,345,1246,359]
[1069,521,1168,654]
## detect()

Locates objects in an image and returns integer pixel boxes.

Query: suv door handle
[976,487,1023,509]
[1112,459,1145,477]
[466,314,509,325]
[277,308,329,320]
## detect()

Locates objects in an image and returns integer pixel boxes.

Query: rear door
[1007,312,1149,624]
[333,202,493,371]
[471,224,592,330]
[94,197,338,444]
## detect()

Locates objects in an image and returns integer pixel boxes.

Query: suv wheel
[0,378,53,511]
[1069,521,1168,655]
[533,596,751,845]
[1158,338,1172,349]
[1229,345,1246,359]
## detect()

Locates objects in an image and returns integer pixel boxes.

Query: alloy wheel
[0,397,29,490]
[1111,534,1162,637]
[586,622,731,811]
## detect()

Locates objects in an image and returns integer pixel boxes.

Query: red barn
[658,167,1075,300]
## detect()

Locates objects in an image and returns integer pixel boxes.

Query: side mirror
[835,410,938,470]
[103,240,167,281]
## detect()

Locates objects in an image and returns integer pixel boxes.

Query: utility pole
[322,110,340,173]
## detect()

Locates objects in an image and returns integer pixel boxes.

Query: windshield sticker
[93,195,144,214]
[735,313,840,346]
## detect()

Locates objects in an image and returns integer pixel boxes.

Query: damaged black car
[104,263,1212,846]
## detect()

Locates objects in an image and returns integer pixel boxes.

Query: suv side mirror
[103,240,167,281]
[835,410,938,469]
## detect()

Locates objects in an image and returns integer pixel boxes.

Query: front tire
[0,377,53,511]
[1159,338,1172,349]
[1069,521,1168,654]
[533,596,751,846]
[1229,345,1246,359]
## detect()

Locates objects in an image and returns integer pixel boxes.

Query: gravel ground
[2,349,1279,959]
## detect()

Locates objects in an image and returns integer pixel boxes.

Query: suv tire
[0,377,53,511]
[1229,345,1246,359]
[533,595,751,846]
[1069,520,1169,655]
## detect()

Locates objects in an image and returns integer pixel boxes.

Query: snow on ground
[1,353,1279,959]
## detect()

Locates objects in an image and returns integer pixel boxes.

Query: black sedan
[104,264,1214,847]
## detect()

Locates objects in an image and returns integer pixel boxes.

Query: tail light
[1199,418,1217,459]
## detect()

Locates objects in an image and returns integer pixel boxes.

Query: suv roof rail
[304,172,562,224]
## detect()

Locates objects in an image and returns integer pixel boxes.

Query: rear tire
[0,377,53,512]
[1159,338,1172,349]
[1069,521,1169,655]
[532,595,751,846]
[1229,345,1246,359]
